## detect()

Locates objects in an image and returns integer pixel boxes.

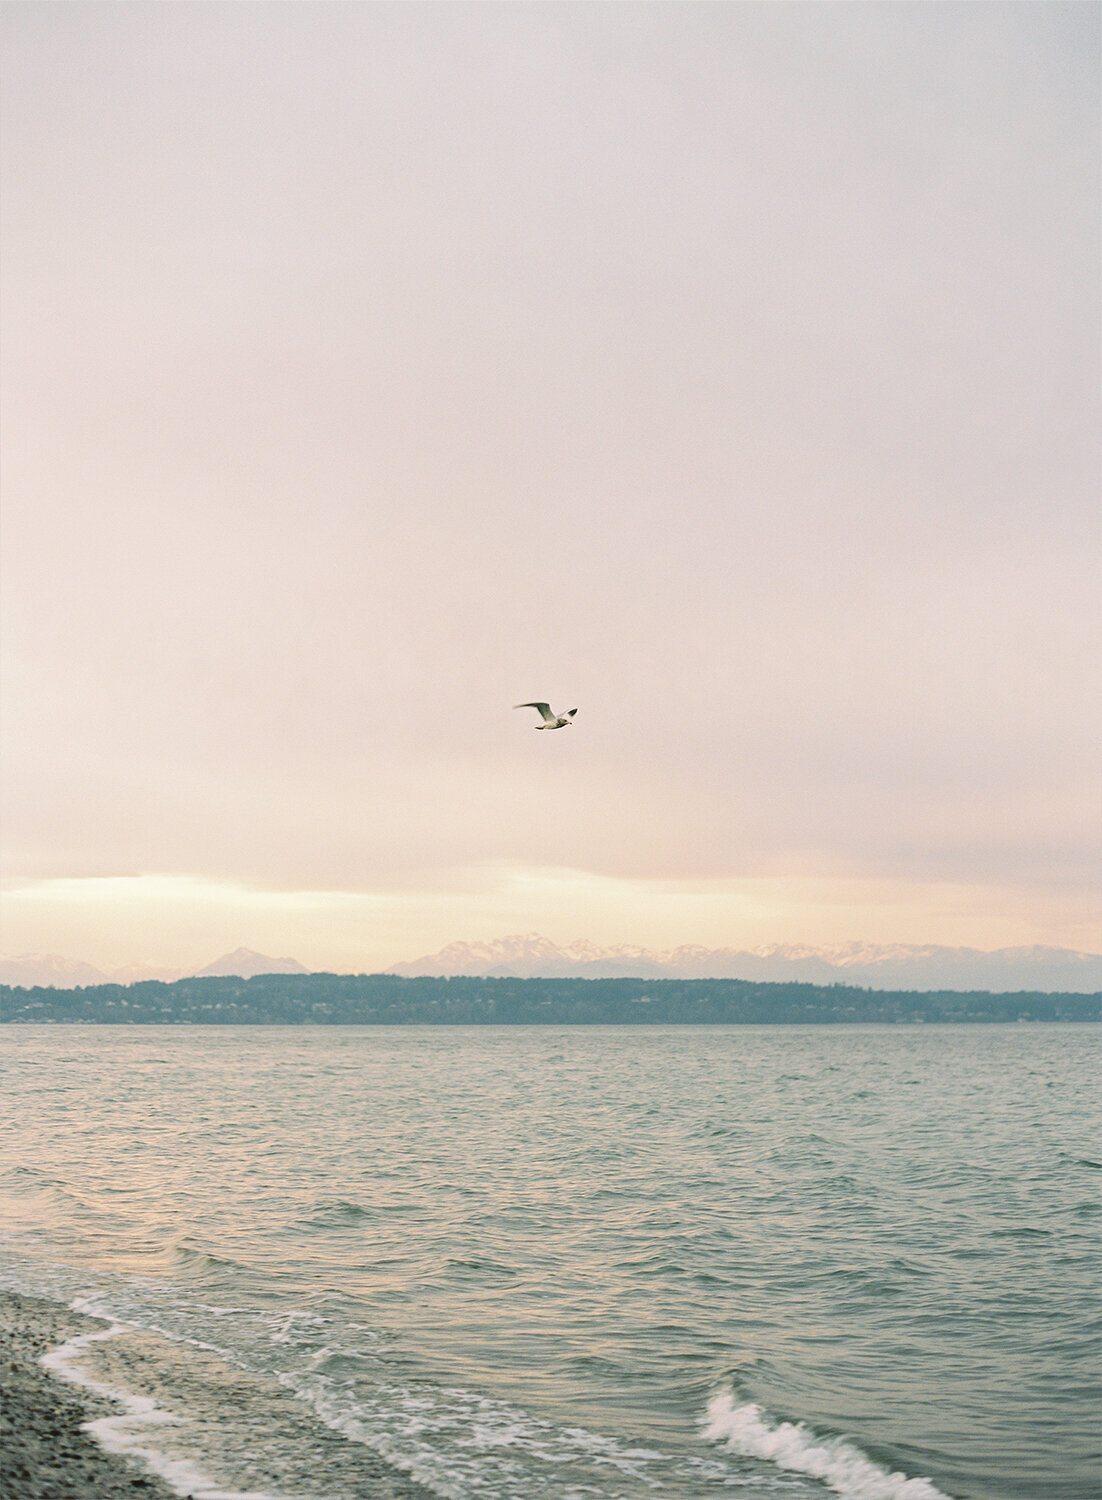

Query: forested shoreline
[1,973,1097,1024]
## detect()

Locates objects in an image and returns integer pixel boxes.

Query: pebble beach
[0,1290,179,1500]
[0,1290,434,1500]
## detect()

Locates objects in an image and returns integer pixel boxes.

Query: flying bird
[515,702,578,730]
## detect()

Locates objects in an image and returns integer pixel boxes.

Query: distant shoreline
[4,1018,1099,1025]
[2,972,1098,1025]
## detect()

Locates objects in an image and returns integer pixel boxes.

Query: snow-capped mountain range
[389,934,1102,992]
[0,947,307,989]
[2,936,1099,992]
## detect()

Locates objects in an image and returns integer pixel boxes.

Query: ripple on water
[0,1022,1098,1500]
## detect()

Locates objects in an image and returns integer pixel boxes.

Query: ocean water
[0,1023,1098,1500]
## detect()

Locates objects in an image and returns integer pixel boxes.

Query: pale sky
[2,2,1098,972]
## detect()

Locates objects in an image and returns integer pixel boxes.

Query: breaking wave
[703,1390,950,1500]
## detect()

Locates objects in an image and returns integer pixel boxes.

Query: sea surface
[0,1024,1098,1500]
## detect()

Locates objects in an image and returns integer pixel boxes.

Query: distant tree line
[1,973,1098,1024]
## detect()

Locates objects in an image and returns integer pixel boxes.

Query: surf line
[703,1389,952,1500]
[41,1306,279,1500]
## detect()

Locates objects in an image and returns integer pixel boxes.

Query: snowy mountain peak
[0,948,309,988]
[0,953,112,989]
[192,948,309,979]
[389,935,1102,992]
[3,939,1099,994]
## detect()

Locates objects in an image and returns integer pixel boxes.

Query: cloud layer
[2,5,1098,963]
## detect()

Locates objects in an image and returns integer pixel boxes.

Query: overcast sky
[2,2,1098,971]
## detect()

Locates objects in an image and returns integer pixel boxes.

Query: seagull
[514,702,578,730]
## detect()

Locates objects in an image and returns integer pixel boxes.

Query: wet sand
[0,1290,178,1500]
[0,1289,433,1500]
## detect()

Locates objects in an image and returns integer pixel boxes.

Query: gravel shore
[0,1290,180,1500]
[0,1289,435,1500]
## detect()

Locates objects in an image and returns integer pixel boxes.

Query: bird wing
[565,708,578,717]
[515,702,555,723]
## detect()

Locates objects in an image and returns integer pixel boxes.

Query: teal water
[0,1024,1098,1500]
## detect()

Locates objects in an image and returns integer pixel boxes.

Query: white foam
[703,1390,952,1500]
[40,1312,291,1500]
[286,1367,675,1500]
